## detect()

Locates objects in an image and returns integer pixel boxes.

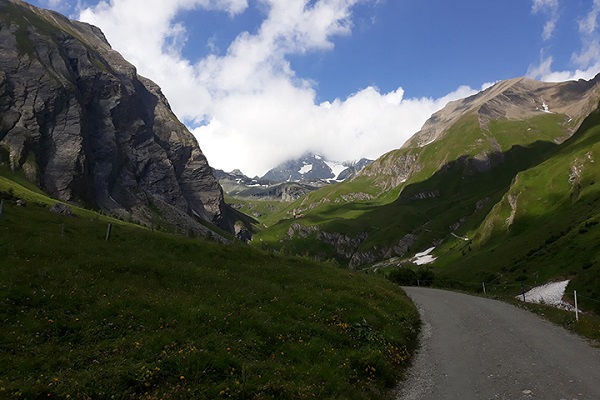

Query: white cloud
[579,0,600,35]
[193,83,478,176]
[574,0,600,69]
[527,55,600,82]
[78,0,481,177]
[532,0,560,41]
[529,0,600,82]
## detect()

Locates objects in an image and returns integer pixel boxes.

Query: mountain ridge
[253,74,600,277]
[403,75,600,149]
[260,153,372,182]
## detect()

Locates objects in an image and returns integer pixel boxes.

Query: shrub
[388,268,417,285]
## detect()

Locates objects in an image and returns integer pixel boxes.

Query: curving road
[397,287,600,400]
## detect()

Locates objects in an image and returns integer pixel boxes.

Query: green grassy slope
[253,113,572,265]
[0,178,419,399]
[253,104,600,320]
[434,108,600,314]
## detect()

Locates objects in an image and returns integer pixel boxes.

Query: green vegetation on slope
[224,194,292,229]
[0,178,419,399]
[252,105,600,328]
[253,113,571,266]
[433,108,600,315]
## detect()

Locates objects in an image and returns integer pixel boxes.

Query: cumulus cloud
[78,0,480,176]
[193,84,479,176]
[527,55,600,82]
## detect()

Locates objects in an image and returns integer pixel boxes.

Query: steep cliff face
[0,0,231,235]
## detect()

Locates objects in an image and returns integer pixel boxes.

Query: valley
[1,0,600,398]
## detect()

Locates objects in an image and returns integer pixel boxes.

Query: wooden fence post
[574,290,579,322]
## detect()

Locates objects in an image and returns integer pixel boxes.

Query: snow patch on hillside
[540,100,554,114]
[516,280,575,311]
[412,247,436,265]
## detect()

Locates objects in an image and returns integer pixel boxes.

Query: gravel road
[396,287,600,400]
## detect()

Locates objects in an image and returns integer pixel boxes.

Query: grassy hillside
[251,101,600,322]
[0,176,419,399]
[224,194,292,229]
[433,108,600,313]
[252,113,572,265]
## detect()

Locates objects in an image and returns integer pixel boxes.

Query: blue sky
[31,0,600,176]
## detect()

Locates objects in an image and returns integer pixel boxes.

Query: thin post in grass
[482,282,486,294]
[521,284,526,302]
[574,290,579,322]
[106,223,112,241]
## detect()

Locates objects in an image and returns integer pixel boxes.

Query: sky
[30,0,600,177]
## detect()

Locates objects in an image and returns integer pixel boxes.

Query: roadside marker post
[106,223,112,241]
[574,290,579,322]
[521,284,526,302]
[482,282,486,294]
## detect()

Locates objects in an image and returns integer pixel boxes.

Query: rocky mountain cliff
[0,0,234,236]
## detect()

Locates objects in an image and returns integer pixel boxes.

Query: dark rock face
[0,0,231,235]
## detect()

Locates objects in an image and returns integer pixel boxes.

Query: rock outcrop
[0,0,233,236]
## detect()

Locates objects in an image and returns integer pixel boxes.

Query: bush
[416,267,435,286]
[388,268,417,285]
[387,267,436,286]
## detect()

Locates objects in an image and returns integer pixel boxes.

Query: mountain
[0,0,237,237]
[213,156,372,204]
[253,74,600,294]
[261,153,372,182]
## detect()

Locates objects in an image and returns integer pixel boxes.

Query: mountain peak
[260,154,372,182]
[404,75,600,148]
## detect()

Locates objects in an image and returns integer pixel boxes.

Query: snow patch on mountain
[299,164,313,174]
[540,100,554,114]
[325,161,347,180]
